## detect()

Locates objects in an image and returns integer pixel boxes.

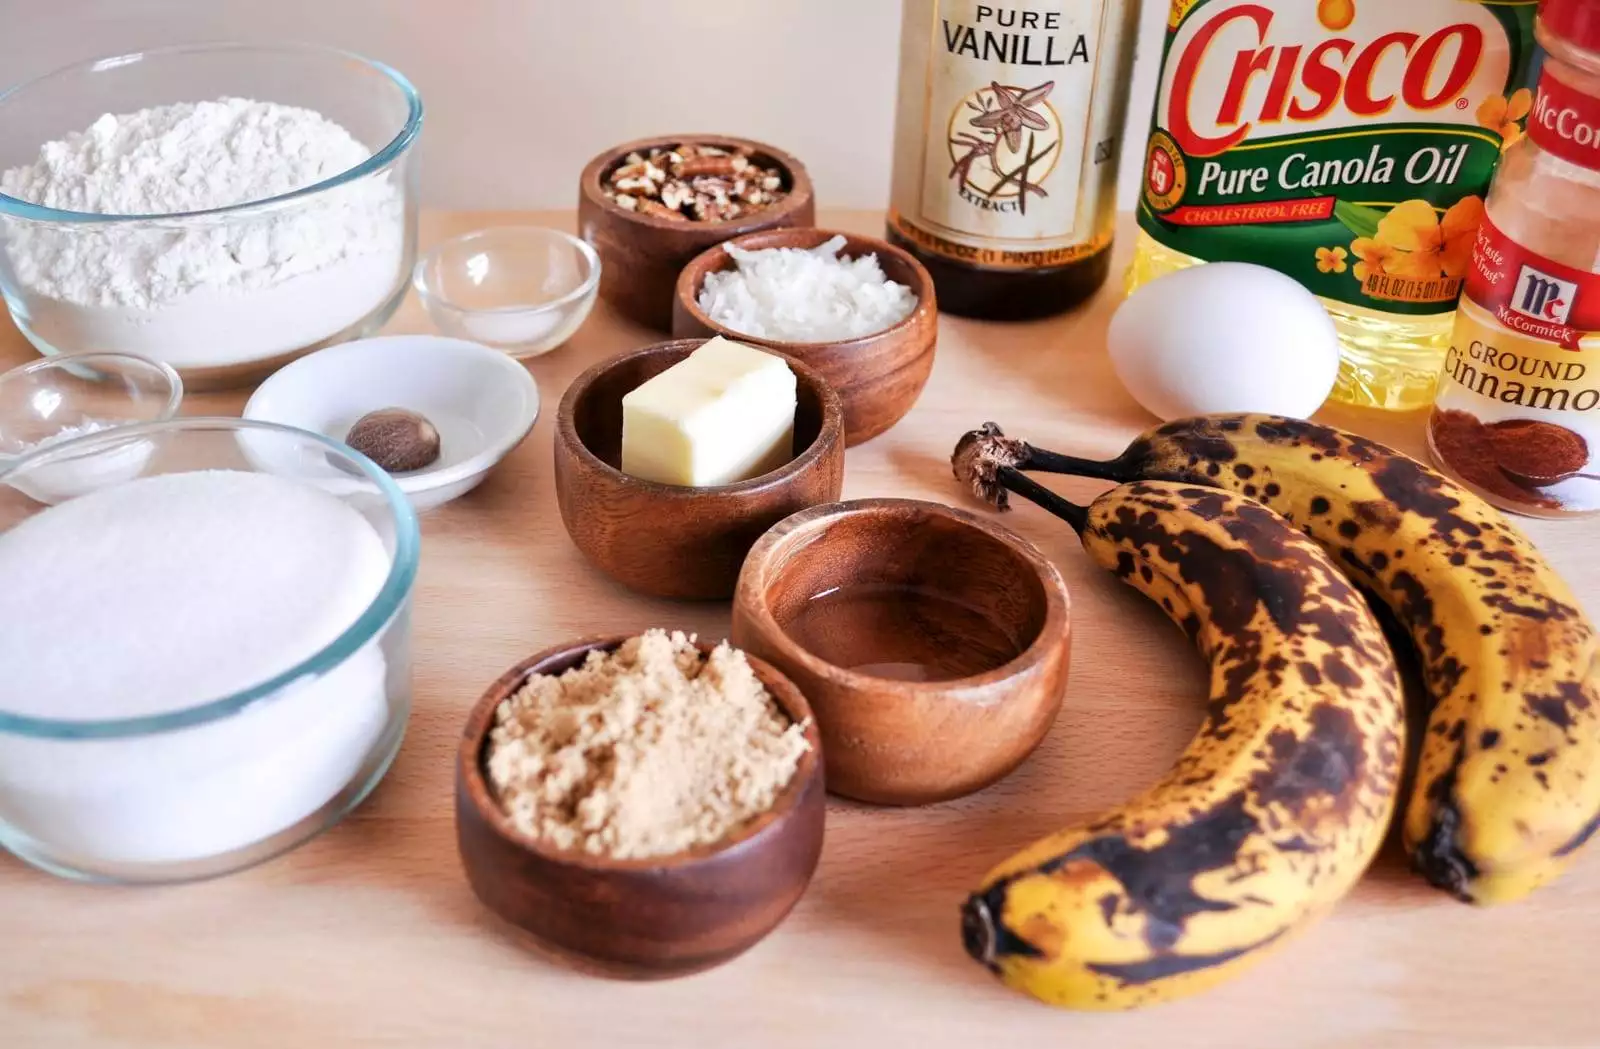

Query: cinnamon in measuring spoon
[1427,410,1559,509]
[1484,419,1590,484]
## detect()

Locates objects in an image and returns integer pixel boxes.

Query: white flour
[0,470,395,867]
[0,98,404,368]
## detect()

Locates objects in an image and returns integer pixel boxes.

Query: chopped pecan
[677,155,743,178]
[604,142,788,222]
[638,198,688,221]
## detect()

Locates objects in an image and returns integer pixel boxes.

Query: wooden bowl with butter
[554,339,845,600]
[672,228,938,446]
[578,136,816,331]
[732,499,1071,806]
[456,634,826,979]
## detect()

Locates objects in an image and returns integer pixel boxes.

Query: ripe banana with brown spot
[954,476,1403,1011]
[961,415,1600,905]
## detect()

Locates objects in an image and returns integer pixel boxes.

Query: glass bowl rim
[0,42,424,224]
[411,226,603,319]
[0,416,422,739]
[0,351,186,458]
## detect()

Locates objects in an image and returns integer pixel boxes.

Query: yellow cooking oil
[1125,0,1540,412]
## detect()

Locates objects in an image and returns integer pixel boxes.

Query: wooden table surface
[2,210,1597,1049]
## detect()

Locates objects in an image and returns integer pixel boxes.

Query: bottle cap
[1541,0,1600,52]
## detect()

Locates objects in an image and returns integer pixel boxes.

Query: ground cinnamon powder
[1429,409,1559,508]
[1483,418,1589,481]
[485,630,810,859]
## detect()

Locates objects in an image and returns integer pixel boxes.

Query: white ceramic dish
[412,227,600,357]
[243,335,539,512]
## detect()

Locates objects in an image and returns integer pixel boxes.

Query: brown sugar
[484,630,810,860]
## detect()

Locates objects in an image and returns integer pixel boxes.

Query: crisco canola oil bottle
[1125,0,1539,411]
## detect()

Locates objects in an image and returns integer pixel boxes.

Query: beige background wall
[2,0,1168,211]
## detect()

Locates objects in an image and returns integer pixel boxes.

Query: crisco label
[1137,0,1537,315]
[889,0,1138,269]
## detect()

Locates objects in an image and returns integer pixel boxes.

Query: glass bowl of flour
[0,44,422,391]
[0,418,420,883]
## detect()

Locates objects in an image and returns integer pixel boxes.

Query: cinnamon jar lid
[1541,0,1600,53]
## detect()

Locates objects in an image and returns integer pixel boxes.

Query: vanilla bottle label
[1136,0,1537,315]
[889,0,1137,270]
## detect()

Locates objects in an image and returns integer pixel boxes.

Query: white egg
[1108,263,1341,422]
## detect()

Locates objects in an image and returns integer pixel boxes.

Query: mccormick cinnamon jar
[1429,0,1600,517]
[886,1,1141,319]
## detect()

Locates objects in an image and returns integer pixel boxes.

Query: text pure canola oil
[1125,0,1539,411]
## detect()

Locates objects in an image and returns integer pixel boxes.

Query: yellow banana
[960,416,1600,905]
[954,475,1404,1010]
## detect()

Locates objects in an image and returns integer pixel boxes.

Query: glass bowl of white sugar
[0,418,420,883]
[0,44,422,392]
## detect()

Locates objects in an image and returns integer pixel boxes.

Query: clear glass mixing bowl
[0,418,420,884]
[0,44,423,392]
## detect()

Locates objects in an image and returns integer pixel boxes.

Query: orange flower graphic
[1316,246,1349,274]
[1350,238,1395,284]
[1477,88,1534,151]
[1357,197,1484,283]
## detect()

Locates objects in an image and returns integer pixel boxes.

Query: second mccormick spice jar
[886,0,1141,319]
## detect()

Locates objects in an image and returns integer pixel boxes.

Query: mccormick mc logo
[1513,265,1577,324]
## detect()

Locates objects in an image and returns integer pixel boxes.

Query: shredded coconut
[485,630,811,860]
[0,98,404,368]
[697,235,918,343]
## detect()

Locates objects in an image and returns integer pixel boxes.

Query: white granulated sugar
[0,470,395,866]
[0,98,404,368]
[697,235,917,343]
[0,469,388,718]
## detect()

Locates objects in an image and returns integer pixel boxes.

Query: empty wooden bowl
[554,339,845,600]
[672,228,938,446]
[456,635,826,979]
[578,136,816,331]
[731,499,1071,806]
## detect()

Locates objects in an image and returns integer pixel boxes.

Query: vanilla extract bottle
[887,0,1141,319]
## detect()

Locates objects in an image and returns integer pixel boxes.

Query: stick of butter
[621,337,798,487]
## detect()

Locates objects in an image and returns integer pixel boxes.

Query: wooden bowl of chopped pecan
[578,137,815,331]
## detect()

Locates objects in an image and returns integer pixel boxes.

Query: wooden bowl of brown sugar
[456,634,826,980]
[578,136,816,331]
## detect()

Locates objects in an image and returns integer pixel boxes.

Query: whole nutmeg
[346,408,442,474]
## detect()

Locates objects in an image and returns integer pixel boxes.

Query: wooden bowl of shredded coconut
[456,630,825,979]
[672,228,937,446]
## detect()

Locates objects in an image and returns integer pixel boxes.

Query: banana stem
[1014,445,1126,482]
[995,465,1090,535]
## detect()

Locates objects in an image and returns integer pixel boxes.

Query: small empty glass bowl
[0,352,183,503]
[413,227,601,357]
